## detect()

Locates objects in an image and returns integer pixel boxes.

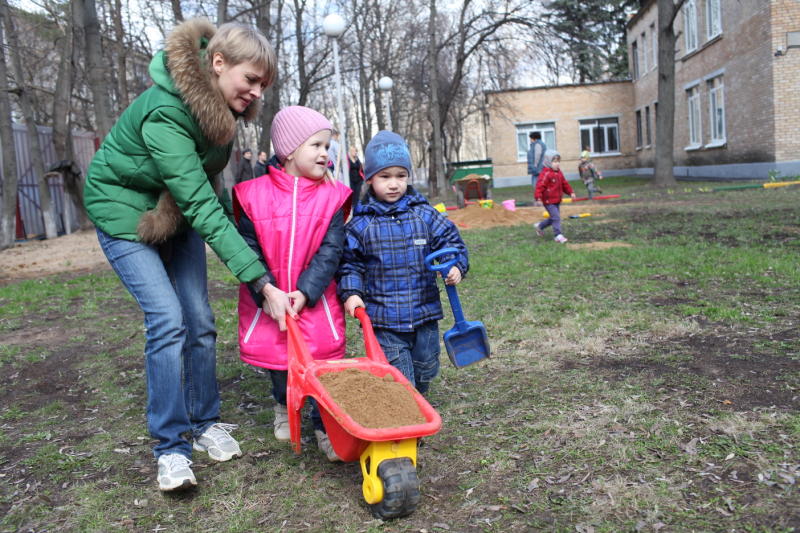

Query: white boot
[273,404,290,442]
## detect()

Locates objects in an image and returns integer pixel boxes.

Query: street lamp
[323,13,347,185]
[378,76,393,131]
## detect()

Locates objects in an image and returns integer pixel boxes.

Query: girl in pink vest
[233,106,351,461]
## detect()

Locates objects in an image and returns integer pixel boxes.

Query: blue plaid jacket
[337,187,469,332]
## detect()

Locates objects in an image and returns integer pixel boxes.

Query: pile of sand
[446,203,604,230]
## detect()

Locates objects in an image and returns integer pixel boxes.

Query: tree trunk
[0,4,18,249]
[217,0,228,25]
[2,0,58,239]
[77,0,113,141]
[427,0,444,197]
[170,0,183,22]
[52,3,90,231]
[112,0,129,111]
[653,0,685,187]
[257,0,281,153]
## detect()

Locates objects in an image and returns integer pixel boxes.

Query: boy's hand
[444,266,462,285]
[261,283,298,331]
[570,193,577,200]
[287,290,307,315]
[344,295,365,317]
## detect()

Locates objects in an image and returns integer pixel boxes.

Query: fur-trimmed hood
[150,18,260,146]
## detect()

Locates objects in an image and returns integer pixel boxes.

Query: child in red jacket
[534,150,576,243]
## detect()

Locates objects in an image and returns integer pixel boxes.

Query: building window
[635,110,643,148]
[683,0,698,53]
[645,106,652,146]
[651,23,657,70]
[706,0,722,39]
[516,123,556,161]
[641,32,648,72]
[631,41,639,80]
[687,86,701,147]
[580,117,619,155]
[707,76,725,144]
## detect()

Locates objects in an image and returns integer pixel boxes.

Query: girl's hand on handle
[444,266,462,286]
[261,283,297,331]
[570,193,577,200]
[344,295,365,317]
[286,290,307,315]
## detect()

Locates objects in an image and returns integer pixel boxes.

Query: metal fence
[0,123,96,238]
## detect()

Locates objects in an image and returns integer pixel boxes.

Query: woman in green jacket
[84,19,282,492]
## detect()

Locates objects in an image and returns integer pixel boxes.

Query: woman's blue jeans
[96,228,220,459]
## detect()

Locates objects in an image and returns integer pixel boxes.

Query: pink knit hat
[270,106,333,162]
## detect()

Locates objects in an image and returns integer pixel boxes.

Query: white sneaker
[534,222,545,237]
[157,453,197,491]
[554,234,568,243]
[315,429,342,462]
[273,404,291,442]
[193,423,242,461]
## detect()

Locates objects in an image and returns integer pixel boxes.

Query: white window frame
[706,0,722,40]
[651,23,658,70]
[641,31,648,73]
[631,40,639,80]
[686,84,702,149]
[683,0,698,53]
[706,76,726,146]
[645,106,652,146]
[515,122,557,162]
[579,116,620,156]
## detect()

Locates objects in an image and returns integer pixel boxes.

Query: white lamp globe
[323,14,346,37]
[378,76,394,91]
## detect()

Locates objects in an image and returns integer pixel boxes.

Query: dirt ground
[0,203,616,283]
[0,229,110,283]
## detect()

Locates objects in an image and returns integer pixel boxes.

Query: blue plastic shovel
[424,248,490,368]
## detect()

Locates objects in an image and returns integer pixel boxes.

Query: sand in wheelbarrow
[319,368,426,428]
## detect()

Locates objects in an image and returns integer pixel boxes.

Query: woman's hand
[261,283,298,331]
[344,295,365,317]
[286,290,307,315]
[444,266,462,286]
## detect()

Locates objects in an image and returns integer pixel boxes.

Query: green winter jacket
[83,19,266,283]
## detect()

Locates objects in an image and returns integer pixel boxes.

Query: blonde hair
[207,22,277,86]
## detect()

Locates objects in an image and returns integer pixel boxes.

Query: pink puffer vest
[233,166,352,369]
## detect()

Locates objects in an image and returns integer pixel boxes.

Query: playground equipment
[286,309,442,519]
[711,180,800,192]
[424,248,490,368]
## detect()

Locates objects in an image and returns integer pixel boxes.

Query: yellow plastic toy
[433,202,446,213]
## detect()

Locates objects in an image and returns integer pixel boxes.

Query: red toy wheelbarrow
[285,308,442,519]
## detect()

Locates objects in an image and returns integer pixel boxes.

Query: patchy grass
[1,178,799,532]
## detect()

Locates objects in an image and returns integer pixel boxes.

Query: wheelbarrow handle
[424,247,460,275]
[286,314,314,368]
[354,307,389,364]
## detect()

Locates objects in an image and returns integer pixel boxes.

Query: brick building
[486,0,800,184]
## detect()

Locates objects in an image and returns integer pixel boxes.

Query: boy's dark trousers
[373,321,440,395]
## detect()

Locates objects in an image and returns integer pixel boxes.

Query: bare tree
[75,0,113,140]
[111,0,130,110]
[0,3,19,249]
[2,0,58,239]
[427,0,445,196]
[170,0,183,22]
[653,0,686,187]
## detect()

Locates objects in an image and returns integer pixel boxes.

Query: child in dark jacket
[534,150,576,243]
[337,131,468,395]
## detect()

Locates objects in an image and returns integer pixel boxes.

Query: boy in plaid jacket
[337,131,468,394]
